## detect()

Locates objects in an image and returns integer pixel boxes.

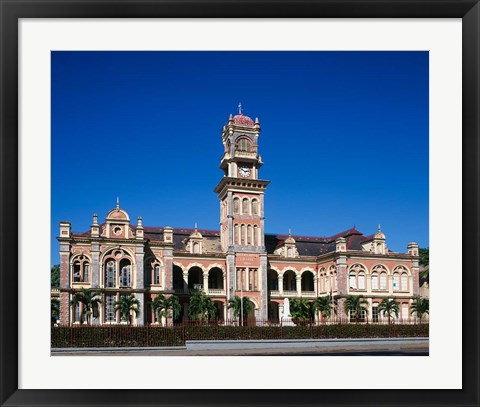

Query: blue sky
[51,51,429,265]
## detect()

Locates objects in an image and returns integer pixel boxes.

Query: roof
[69,225,377,257]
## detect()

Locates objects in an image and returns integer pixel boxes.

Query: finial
[137,216,143,227]
[238,102,242,115]
[255,117,259,123]
[116,197,120,209]
[378,224,381,232]
[93,213,98,224]
[194,222,198,230]
[288,228,292,237]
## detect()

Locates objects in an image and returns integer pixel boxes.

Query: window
[401,273,408,291]
[154,265,160,285]
[358,272,365,290]
[73,262,81,282]
[233,198,240,214]
[234,224,239,245]
[380,272,387,290]
[349,272,356,289]
[371,272,379,290]
[105,260,116,288]
[401,303,409,321]
[236,138,252,152]
[287,247,293,257]
[252,199,258,215]
[242,198,249,214]
[105,294,116,323]
[247,225,252,245]
[253,225,258,246]
[241,224,246,245]
[193,242,200,253]
[83,264,89,282]
[120,261,131,287]
[145,263,152,285]
[74,302,81,323]
[236,268,245,290]
[372,305,379,323]
[393,273,399,291]
[349,307,356,323]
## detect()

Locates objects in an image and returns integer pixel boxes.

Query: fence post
[216,318,219,340]
[182,318,185,343]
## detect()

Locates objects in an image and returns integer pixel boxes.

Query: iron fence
[51,319,429,348]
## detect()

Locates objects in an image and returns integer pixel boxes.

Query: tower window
[236,138,252,152]
[253,225,258,246]
[247,225,252,245]
[233,198,240,214]
[234,224,239,245]
[242,198,249,214]
[154,265,161,285]
[252,199,258,215]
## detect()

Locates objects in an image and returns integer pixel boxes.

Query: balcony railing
[207,289,225,295]
[301,291,316,297]
[235,151,257,159]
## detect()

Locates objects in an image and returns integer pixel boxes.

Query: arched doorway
[267,269,279,290]
[301,270,315,292]
[188,266,203,291]
[283,270,297,291]
[268,301,280,322]
[208,267,224,290]
[172,265,184,292]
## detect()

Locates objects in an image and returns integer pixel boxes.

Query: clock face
[239,166,251,178]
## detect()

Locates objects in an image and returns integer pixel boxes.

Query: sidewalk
[52,337,429,356]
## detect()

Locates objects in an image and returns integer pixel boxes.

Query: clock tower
[214,107,270,320]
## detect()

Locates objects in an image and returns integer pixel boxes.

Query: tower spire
[116,196,120,209]
[238,102,242,115]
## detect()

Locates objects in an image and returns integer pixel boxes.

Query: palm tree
[289,298,312,322]
[312,295,336,322]
[70,288,102,325]
[228,296,254,325]
[410,297,429,322]
[188,290,217,322]
[115,294,140,325]
[152,294,181,326]
[378,297,400,324]
[344,295,369,323]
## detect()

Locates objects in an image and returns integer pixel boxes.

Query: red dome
[233,114,254,126]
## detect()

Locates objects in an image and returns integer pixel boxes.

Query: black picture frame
[1,1,478,406]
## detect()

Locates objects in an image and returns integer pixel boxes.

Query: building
[57,111,421,325]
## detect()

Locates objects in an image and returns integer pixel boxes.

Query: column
[134,245,144,326]
[296,275,301,296]
[59,243,70,325]
[226,253,236,319]
[222,273,226,293]
[90,242,100,288]
[313,272,318,295]
[183,271,189,293]
[163,247,173,291]
[260,253,268,321]
[203,270,209,293]
[278,274,283,294]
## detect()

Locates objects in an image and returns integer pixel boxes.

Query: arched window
[252,199,258,215]
[287,247,293,257]
[233,198,240,214]
[234,224,239,245]
[401,273,408,291]
[380,272,387,290]
[236,138,252,152]
[73,262,81,282]
[105,260,116,288]
[145,263,152,285]
[393,273,399,291]
[193,242,200,253]
[242,198,249,214]
[358,272,365,290]
[253,225,258,246]
[349,272,356,289]
[371,272,379,290]
[83,264,89,282]
[247,225,252,245]
[74,302,81,323]
[241,224,246,245]
[154,265,161,285]
[119,260,131,287]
